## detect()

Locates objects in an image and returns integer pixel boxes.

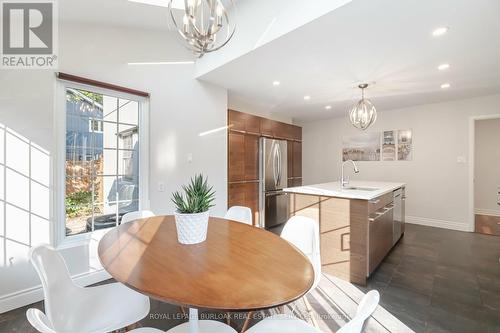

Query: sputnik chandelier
[349,83,377,130]
[168,0,236,58]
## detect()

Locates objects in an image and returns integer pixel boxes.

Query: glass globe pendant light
[168,0,236,58]
[349,83,377,130]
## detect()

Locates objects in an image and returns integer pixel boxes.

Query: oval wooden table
[98,215,314,333]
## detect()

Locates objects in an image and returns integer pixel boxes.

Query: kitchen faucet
[341,159,359,188]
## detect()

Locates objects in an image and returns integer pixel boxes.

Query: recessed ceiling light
[441,83,451,89]
[438,63,450,71]
[273,81,280,86]
[325,105,332,110]
[304,95,311,100]
[432,26,449,37]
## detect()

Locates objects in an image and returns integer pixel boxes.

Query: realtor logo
[1,0,58,69]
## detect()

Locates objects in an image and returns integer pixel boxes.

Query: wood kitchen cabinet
[260,118,274,137]
[228,132,259,182]
[227,109,302,226]
[228,109,261,134]
[287,140,302,186]
[228,132,245,182]
[292,141,302,178]
[228,182,259,224]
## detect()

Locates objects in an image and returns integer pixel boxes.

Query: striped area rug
[238,273,414,333]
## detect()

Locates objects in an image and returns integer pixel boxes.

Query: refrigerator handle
[273,145,279,188]
[277,144,281,186]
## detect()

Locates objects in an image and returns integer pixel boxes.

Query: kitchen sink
[343,186,380,191]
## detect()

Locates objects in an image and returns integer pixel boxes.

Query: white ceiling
[198,0,500,122]
[59,0,172,31]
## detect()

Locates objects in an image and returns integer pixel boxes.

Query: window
[89,119,103,133]
[64,87,143,236]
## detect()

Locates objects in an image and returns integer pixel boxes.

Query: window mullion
[91,110,95,232]
[115,99,120,227]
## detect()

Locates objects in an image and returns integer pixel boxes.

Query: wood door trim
[57,72,149,97]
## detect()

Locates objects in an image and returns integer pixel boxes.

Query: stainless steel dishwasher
[393,187,405,245]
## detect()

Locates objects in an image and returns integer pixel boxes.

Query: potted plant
[172,174,215,244]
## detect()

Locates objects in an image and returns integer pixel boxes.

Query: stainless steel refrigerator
[259,138,288,229]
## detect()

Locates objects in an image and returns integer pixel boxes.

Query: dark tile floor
[0,224,499,333]
[359,224,500,333]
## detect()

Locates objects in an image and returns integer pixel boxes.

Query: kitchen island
[284,181,406,286]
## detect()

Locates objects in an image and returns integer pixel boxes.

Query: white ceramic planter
[174,211,209,244]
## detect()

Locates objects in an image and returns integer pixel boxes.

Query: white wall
[300,94,500,232]
[228,93,293,124]
[195,0,352,77]
[0,23,228,312]
[474,118,500,215]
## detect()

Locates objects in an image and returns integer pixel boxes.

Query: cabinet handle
[370,199,380,204]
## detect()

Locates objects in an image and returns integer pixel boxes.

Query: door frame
[468,114,500,232]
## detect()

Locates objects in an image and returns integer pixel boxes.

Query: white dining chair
[280,215,321,327]
[223,205,253,331]
[165,319,238,333]
[245,290,380,333]
[121,209,155,224]
[27,308,164,333]
[224,206,253,225]
[29,244,151,333]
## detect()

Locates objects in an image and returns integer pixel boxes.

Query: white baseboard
[0,269,111,314]
[406,216,472,232]
[474,208,500,217]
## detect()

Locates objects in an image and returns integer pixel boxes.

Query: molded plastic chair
[165,320,238,333]
[27,308,163,333]
[280,216,321,327]
[121,209,155,224]
[224,206,253,225]
[28,244,150,333]
[223,205,254,330]
[245,290,380,333]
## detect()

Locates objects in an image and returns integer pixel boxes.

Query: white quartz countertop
[284,181,406,200]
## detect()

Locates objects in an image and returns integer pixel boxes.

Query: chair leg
[303,296,319,328]
[124,323,139,331]
[179,306,186,318]
[227,312,231,325]
[240,311,253,333]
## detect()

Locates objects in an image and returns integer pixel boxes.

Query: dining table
[98,215,314,333]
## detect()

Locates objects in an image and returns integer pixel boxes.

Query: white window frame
[54,79,150,249]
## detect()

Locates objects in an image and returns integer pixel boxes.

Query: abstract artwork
[382,130,396,161]
[342,132,381,161]
[397,130,413,161]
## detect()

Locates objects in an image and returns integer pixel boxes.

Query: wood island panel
[349,199,369,285]
[318,198,351,281]
[475,214,500,236]
[288,193,370,285]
